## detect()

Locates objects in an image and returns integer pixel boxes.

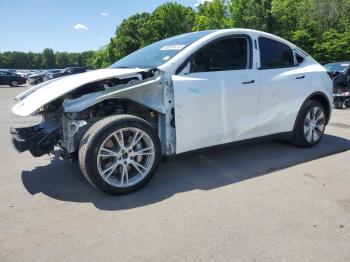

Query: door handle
[296,76,305,79]
[242,80,255,84]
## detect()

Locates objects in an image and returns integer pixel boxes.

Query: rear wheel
[10,80,18,87]
[79,115,161,195]
[334,99,344,109]
[291,100,326,147]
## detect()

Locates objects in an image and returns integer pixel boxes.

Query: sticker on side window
[160,45,186,51]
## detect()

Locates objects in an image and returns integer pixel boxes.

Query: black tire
[35,78,42,85]
[334,99,344,109]
[345,99,350,108]
[291,100,326,148]
[78,115,161,195]
[10,80,18,87]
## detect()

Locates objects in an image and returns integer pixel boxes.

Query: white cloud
[101,12,108,16]
[73,23,88,30]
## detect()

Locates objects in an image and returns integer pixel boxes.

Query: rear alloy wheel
[291,100,326,147]
[10,80,19,87]
[79,115,161,195]
[303,105,326,144]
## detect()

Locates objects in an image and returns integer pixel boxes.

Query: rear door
[172,36,259,153]
[256,37,307,136]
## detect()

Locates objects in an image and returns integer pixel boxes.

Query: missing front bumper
[10,122,60,157]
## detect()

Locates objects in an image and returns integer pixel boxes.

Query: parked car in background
[324,62,350,88]
[16,70,30,79]
[28,69,61,85]
[324,62,350,109]
[324,62,350,77]
[0,70,26,87]
[11,29,332,194]
[48,67,86,79]
[27,70,40,79]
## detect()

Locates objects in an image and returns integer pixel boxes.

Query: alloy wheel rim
[303,106,325,143]
[96,127,155,188]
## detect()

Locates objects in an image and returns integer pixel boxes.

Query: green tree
[55,52,70,68]
[193,0,231,31]
[107,13,151,63]
[314,29,350,62]
[140,3,195,46]
[41,48,56,68]
[230,0,273,32]
[91,49,110,69]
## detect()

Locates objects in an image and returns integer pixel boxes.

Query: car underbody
[11,68,176,160]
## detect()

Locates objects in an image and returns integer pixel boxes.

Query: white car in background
[15,70,29,79]
[11,29,332,194]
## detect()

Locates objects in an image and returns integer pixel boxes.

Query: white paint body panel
[12,68,146,116]
[173,69,259,154]
[167,29,332,154]
[256,61,332,137]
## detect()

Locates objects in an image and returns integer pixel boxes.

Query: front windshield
[109,31,214,69]
[324,62,350,73]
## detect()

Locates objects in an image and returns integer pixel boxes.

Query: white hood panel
[12,68,146,116]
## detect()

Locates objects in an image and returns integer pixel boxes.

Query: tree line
[0,49,95,70]
[1,0,350,70]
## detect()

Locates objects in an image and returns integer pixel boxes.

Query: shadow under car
[21,134,350,211]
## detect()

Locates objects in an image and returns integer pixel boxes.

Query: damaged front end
[11,121,60,157]
[11,68,176,160]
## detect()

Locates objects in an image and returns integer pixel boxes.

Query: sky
[0,0,206,53]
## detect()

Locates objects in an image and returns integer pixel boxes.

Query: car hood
[29,72,45,78]
[12,68,147,116]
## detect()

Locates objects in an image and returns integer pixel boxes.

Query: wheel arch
[293,91,332,132]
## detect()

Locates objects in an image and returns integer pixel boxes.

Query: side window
[190,37,248,73]
[295,51,306,65]
[259,37,294,69]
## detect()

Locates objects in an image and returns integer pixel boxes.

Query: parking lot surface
[1,86,350,262]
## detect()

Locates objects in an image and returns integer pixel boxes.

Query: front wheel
[79,115,161,195]
[291,100,327,147]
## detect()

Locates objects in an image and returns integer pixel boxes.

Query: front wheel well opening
[308,93,331,124]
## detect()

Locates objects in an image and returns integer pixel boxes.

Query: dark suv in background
[324,62,350,87]
[324,62,350,108]
[0,70,26,87]
[51,67,86,79]
[28,69,62,85]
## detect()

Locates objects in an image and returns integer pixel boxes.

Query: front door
[172,36,259,153]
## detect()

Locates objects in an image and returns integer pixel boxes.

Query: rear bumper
[10,122,60,157]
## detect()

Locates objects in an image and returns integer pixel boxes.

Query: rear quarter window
[259,37,294,69]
